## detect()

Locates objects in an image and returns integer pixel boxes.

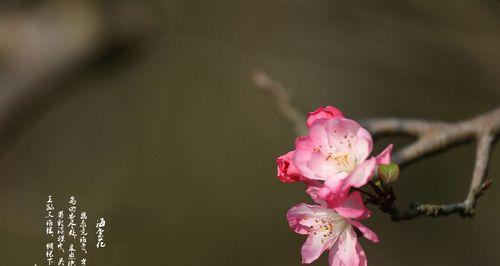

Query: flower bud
[378,162,400,184]
[276,151,301,183]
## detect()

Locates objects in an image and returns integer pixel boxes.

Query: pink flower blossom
[306,106,344,128]
[293,117,392,206]
[276,151,302,183]
[276,106,393,266]
[287,192,379,266]
[278,106,344,183]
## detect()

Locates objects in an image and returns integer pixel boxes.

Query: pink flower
[277,151,302,183]
[276,106,393,266]
[287,192,379,266]
[293,117,392,206]
[306,106,344,128]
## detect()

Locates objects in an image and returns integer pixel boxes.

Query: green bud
[378,162,400,184]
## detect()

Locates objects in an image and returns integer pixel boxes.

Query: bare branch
[364,108,499,220]
[252,71,308,136]
[254,71,500,221]
[363,108,500,166]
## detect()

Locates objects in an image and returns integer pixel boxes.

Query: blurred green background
[0,0,499,265]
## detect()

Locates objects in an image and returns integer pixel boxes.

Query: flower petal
[347,220,379,243]
[301,230,336,264]
[375,144,393,165]
[306,185,327,206]
[352,130,373,163]
[294,137,328,180]
[330,239,367,266]
[320,177,350,207]
[276,151,302,183]
[347,157,376,188]
[286,204,315,235]
[306,106,344,128]
[333,192,371,220]
[320,158,376,208]
[309,118,331,150]
[323,118,373,157]
[354,239,368,266]
[294,136,348,181]
[328,226,360,266]
[287,203,332,235]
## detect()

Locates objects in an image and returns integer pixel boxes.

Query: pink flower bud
[276,151,301,183]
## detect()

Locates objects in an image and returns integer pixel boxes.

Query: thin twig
[252,71,308,135]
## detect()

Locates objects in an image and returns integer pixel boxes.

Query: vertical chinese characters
[79,212,88,254]
[45,196,54,265]
[68,244,76,266]
[68,196,77,239]
[57,211,65,252]
[96,218,106,249]
[39,196,108,266]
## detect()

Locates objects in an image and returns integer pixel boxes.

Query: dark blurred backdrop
[0,0,499,265]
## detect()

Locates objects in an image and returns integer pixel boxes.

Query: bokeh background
[0,0,499,265]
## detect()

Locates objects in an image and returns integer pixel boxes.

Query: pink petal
[276,151,302,183]
[323,118,373,157]
[354,240,368,266]
[306,106,344,128]
[301,230,335,264]
[286,204,315,235]
[333,192,371,220]
[306,151,342,179]
[306,185,328,206]
[295,136,314,151]
[347,220,380,243]
[309,118,340,154]
[375,144,393,165]
[329,118,373,162]
[293,137,325,180]
[286,203,330,235]
[328,227,360,266]
[294,136,346,181]
[320,158,376,208]
[309,118,331,149]
[320,176,350,207]
[353,137,372,163]
[347,157,376,188]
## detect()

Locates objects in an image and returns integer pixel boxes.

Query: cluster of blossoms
[276,106,393,266]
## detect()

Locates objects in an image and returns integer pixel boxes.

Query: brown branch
[253,71,500,221]
[363,108,499,220]
[252,71,308,135]
[363,108,500,166]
